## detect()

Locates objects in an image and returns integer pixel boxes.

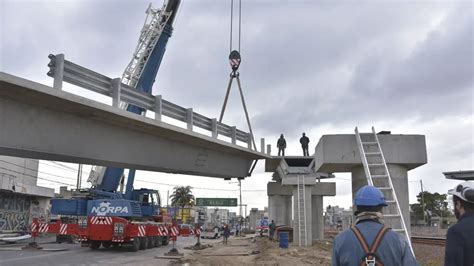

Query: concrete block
[314,134,427,173]
[267,182,293,196]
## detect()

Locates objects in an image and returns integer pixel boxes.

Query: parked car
[201,227,221,239]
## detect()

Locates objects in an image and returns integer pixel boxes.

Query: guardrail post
[211,119,218,138]
[53,54,65,90]
[154,95,162,121]
[247,133,252,149]
[111,78,121,108]
[231,127,237,145]
[260,138,265,153]
[186,108,193,131]
[267,144,271,155]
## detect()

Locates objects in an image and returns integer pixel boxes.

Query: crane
[47,0,182,251]
[88,0,181,201]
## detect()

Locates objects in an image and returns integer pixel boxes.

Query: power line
[0,166,75,186]
[41,161,78,172]
[48,161,77,171]
[0,160,78,182]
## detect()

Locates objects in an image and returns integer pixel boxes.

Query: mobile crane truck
[31,0,182,251]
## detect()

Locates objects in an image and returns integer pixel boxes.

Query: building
[248,207,268,230]
[325,205,353,230]
[0,156,54,233]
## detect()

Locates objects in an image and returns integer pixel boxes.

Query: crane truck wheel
[153,236,160,247]
[162,237,169,246]
[89,241,101,250]
[139,237,147,250]
[130,238,140,252]
[102,241,112,249]
[147,236,154,249]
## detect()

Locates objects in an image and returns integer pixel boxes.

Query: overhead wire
[0,166,75,186]
[0,160,78,181]
[47,161,77,171]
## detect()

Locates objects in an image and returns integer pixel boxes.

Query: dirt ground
[170,236,443,265]
[172,236,331,266]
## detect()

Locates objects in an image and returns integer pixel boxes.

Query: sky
[1,0,473,215]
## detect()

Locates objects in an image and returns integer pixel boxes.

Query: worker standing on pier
[445,182,474,266]
[300,133,310,156]
[277,134,286,156]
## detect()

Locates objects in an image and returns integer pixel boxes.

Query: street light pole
[239,179,243,217]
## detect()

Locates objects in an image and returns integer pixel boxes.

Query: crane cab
[132,189,161,217]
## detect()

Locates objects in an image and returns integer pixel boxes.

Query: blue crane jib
[51,1,181,218]
[96,0,180,199]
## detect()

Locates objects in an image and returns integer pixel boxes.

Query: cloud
[2,0,473,211]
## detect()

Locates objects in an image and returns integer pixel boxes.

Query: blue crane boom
[94,0,181,200]
[51,0,181,218]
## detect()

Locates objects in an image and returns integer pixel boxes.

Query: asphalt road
[0,236,220,265]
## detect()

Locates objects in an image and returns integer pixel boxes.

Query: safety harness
[350,225,390,266]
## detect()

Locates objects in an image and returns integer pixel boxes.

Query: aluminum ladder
[297,175,308,247]
[355,126,415,257]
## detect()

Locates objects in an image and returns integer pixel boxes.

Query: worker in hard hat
[331,185,417,266]
[444,182,474,266]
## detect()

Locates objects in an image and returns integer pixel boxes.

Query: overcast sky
[1,0,472,213]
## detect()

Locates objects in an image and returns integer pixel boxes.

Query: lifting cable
[219,0,257,154]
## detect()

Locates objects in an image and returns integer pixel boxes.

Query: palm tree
[170,186,195,223]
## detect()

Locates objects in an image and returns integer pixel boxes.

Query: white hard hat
[448,182,474,203]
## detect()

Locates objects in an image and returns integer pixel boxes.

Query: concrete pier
[267,182,292,226]
[315,133,427,235]
[266,157,335,246]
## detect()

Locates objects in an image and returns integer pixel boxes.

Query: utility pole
[76,164,83,189]
[239,179,243,217]
[167,190,169,207]
[420,179,425,226]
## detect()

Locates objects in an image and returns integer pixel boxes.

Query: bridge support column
[292,185,313,246]
[267,182,292,227]
[311,195,324,241]
[352,164,411,235]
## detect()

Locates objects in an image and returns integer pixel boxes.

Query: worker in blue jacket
[445,181,474,266]
[332,185,418,266]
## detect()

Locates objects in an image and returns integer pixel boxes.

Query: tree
[170,186,195,223]
[410,191,451,224]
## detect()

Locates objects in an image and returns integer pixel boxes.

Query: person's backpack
[350,225,389,266]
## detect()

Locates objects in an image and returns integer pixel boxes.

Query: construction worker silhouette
[445,182,474,266]
[299,133,310,156]
[332,186,417,266]
[277,134,286,156]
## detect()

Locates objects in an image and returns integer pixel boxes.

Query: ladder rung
[392,228,405,233]
[368,163,385,167]
[362,142,378,145]
[378,187,391,190]
[386,200,396,204]
[371,174,387,178]
[365,152,381,155]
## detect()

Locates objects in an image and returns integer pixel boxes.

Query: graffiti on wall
[0,192,31,232]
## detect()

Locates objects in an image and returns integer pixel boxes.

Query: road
[0,236,219,265]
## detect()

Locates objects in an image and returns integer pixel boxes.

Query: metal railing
[47,54,254,149]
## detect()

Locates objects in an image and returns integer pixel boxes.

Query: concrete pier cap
[314,133,427,235]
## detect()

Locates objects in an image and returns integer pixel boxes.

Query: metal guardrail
[47,54,253,149]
